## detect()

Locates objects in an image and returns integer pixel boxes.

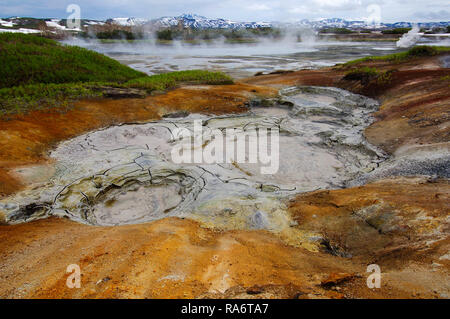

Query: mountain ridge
[0,14,449,33]
[110,14,450,30]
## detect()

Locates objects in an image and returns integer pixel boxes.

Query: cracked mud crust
[0,83,277,197]
[0,86,382,231]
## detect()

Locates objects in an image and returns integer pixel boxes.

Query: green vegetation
[381,28,411,35]
[155,27,282,42]
[319,28,355,34]
[0,17,46,31]
[422,27,449,34]
[0,33,233,116]
[0,70,233,115]
[0,33,146,88]
[343,67,379,80]
[125,70,233,92]
[0,83,102,115]
[343,45,450,66]
[339,46,444,86]
[375,69,395,86]
[156,29,175,41]
[93,30,144,40]
[343,67,380,85]
[343,67,396,86]
[83,27,282,42]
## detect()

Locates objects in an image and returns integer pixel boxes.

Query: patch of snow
[45,19,82,32]
[110,17,147,26]
[85,21,105,26]
[0,28,41,34]
[0,19,15,28]
[46,20,65,30]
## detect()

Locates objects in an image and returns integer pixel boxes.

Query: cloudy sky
[0,0,449,22]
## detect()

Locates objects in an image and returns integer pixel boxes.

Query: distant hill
[1,14,449,36]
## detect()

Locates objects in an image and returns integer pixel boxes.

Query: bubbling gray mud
[0,86,385,230]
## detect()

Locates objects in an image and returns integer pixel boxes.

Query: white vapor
[396,25,422,48]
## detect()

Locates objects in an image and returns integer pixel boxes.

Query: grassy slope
[125,70,233,91]
[0,33,146,88]
[339,45,450,88]
[343,45,450,66]
[0,33,233,116]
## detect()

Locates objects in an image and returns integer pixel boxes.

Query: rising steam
[396,25,422,48]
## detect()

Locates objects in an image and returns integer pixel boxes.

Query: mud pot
[0,86,389,249]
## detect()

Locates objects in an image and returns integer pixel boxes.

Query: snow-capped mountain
[107,14,449,30]
[282,18,385,30]
[307,18,368,29]
[149,14,271,29]
[107,17,147,26]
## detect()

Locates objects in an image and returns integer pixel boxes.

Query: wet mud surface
[1,87,382,238]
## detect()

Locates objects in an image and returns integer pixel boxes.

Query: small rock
[222,208,235,215]
[439,253,450,261]
[162,111,190,119]
[246,286,263,295]
[96,276,111,285]
[289,220,298,227]
[98,86,147,99]
[260,184,279,192]
[321,272,355,288]
[432,262,443,268]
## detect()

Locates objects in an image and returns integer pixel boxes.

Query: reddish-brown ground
[0,217,359,299]
[362,69,450,153]
[289,178,450,262]
[0,178,447,299]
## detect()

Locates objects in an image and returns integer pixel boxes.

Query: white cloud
[246,4,271,11]
[414,10,450,21]
[313,0,362,8]
[291,6,310,14]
